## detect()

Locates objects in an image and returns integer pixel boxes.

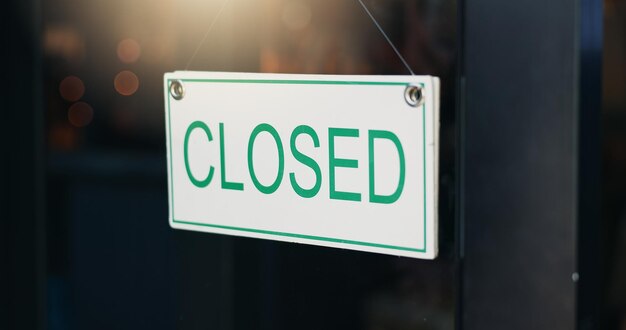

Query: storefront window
[43,0,458,329]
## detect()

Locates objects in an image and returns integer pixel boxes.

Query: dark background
[1,0,625,329]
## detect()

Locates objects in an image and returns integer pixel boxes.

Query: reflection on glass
[114,70,140,96]
[117,38,142,64]
[44,0,457,329]
[59,75,85,102]
[67,101,94,128]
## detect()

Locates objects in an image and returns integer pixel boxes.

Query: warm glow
[117,38,141,64]
[49,124,78,150]
[68,101,94,127]
[281,0,311,31]
[59,76,85,102]
[114,70,139,96]
[44,26,85,64]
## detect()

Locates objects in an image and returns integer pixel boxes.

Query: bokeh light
[44,26,85,64]
[114,70,139,96]
[59,76,85,102]
[117,38,141,64]
[49,125,78,150]
[68,101,94,127]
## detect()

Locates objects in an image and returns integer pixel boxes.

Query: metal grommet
[404,84,424,107]
[170,80,185,100]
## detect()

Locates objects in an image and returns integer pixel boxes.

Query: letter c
[184,121,215,188]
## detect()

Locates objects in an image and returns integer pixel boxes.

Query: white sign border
[164,72,437,259]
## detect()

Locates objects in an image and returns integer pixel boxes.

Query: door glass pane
[44,0,458,328]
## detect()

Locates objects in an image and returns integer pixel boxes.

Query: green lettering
[248,123,284,194]
[184,121,215,188]
[289,125,321,198]
[368,130,405,204]
[219,123,244,191]
[328,128,361,202]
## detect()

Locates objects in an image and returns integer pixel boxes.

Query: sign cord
[184,0,414,75]
[355,0,415,75]
[184,0,231,71]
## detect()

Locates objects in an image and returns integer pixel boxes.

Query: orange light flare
[44,26,85,64]
[59,76,85,102]
[114,70,140,96]
[117,38,141,64]
[68,101,94,127]
[49,124,78,150]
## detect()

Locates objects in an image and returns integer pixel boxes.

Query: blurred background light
[44,26,85,65]
[49,124,78,150]
[117,38,142,64]
[114,70,140,96]
[59,75,85,102]
[67,101,94,127]
[281,0,312,31]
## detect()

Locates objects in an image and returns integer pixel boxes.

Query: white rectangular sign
[164,71,439,259]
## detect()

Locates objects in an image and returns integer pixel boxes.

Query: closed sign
[164,72,440,259]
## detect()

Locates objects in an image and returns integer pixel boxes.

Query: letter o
[248,123,284,194]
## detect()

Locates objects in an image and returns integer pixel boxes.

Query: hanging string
[356,0,415,75]
[184,0,231,70]
[183,0,415,75]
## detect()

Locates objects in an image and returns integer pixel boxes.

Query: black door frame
[460,0,603,328]
[1,1,45,329]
